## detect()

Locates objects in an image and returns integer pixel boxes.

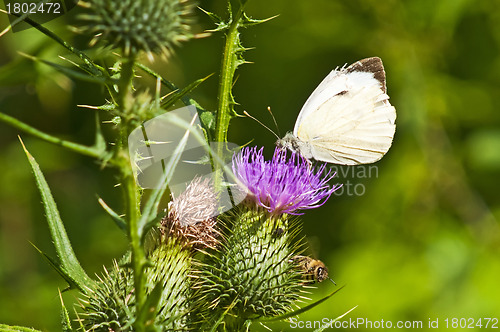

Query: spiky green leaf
[0,324,42,332]
[135,63,204,108]
[20,138,94,292]
[59,290,73,332]
[19,52,115,85]
[198,6,229,32]
[241,12,279,27]
[98,197,127,232]
[30,242,76,290]
[161,73,214,110]
[2,10,105,77]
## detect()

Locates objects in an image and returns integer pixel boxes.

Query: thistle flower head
[161,176,220,249]
[77,0,195,60]
[80,246,192,330]
[232,147,340,215]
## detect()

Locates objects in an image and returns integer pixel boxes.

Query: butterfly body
[277,57,396,165]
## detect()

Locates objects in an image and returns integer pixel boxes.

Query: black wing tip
[346,57,387,93]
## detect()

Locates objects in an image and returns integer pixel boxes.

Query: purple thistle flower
[232,146,341,215]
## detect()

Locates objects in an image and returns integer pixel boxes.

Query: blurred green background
[1,0,500,330]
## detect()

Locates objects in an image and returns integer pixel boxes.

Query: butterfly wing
[293,57,396,165]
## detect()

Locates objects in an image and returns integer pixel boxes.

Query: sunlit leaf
[20,138,94,292]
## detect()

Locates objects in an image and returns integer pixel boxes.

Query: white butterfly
[277,57,396,165]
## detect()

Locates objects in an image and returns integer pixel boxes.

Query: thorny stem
[115,54,148,332]
[214,3,246,189]
[117,57,136,115]
[124,163,145,330]
[215,15,241,143]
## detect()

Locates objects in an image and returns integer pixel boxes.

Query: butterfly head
[277,133,313,160]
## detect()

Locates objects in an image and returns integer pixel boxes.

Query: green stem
[125,166,145,308]
[116,57,136,152]
[0,112,104,159]
[215,7,245,144]
[114,54,148,331]
[117,57,136,114]
[214,4,246,191]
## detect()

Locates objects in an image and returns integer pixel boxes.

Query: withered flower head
[161,176,220,249]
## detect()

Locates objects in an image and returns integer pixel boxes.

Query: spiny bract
[192,207,305,330]
[79,240,193,331]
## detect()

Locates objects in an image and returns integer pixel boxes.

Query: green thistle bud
[78,259,135,331]
[80,177,219,330]
[194,206,304,330]
[77,0,195,60]
[79,242,192,331]
[146,237,192,329]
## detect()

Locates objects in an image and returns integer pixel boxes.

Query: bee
[290,255,336,285]
[272,227,285,238]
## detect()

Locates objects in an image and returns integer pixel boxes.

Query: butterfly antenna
[243,110,279,139]
[267,106,281,137]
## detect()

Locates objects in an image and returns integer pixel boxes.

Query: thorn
[0,24,12,38]
[77,104,99,109]
[194,32,212,39]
